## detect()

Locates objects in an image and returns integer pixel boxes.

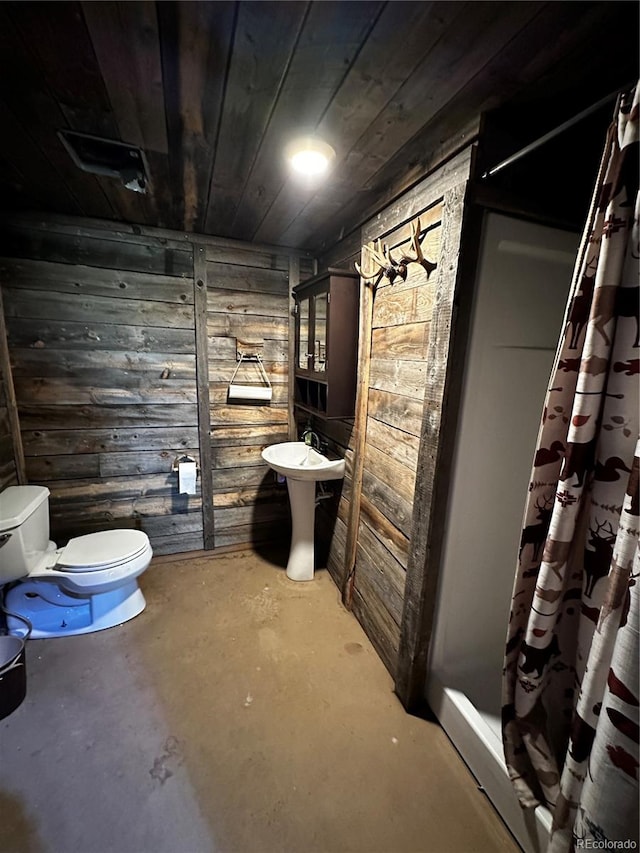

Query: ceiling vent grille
[58,130,149,193]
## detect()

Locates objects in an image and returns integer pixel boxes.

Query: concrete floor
[1,549,519,853]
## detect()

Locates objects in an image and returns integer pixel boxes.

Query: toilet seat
[28,529,153,595]
[56,529,150,572]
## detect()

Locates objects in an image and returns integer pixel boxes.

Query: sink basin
[261,442,345,581]
[261,441,345,481]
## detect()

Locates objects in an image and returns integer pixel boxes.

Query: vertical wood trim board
[287,256,299,441]
[193,244,214,549]
[342,273,373,606]
[0,286,26,486]
[395,181,474,710]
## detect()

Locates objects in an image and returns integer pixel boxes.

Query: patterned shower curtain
[502,82,639,852]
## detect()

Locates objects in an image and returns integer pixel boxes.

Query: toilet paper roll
[178,460,197,495]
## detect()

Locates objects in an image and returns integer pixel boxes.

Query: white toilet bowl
[0,486,153,639]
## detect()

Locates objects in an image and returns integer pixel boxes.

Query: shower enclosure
[426,213,579,852]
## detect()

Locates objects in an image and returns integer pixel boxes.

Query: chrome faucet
[302,426,326,453]
[302,426,320,449]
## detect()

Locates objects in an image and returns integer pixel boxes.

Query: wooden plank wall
[315,148,475,678]
[205,244,313,549]
[0,212,311,556]
[0,287,24,489]
[0,215,202,554]
[316,225,442,675]
[0,366,16,490]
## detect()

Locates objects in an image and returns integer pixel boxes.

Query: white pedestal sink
[261,442,345,581]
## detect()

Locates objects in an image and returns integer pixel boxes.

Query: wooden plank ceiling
[0,1,637,253]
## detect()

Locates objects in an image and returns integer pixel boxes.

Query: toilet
[0,485,152,639]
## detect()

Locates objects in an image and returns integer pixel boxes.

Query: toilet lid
[58,529,150,572]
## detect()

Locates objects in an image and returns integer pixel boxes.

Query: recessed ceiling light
[285,136,335,178]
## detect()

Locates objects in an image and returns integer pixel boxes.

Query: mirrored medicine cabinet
[293,268,359,418]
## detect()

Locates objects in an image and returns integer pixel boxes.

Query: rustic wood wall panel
[0,213,312,557]
[313,207,439,597]
[0,385,18,489]
[206,252,292,550]
[0,216,202,554]
[2,222,193,277]
[345,246,439,671]
[203,246,313,549]
[315,148,474,683]
[0,288,24,489]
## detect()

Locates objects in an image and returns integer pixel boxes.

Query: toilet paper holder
[171,454,199,474]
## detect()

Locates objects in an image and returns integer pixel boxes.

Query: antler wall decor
[400,217,438,277]
[355,239,405,287]
[354,216,438,288]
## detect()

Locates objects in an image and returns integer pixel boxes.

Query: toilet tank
[0,485,51,583]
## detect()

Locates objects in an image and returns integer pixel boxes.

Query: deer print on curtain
[502,82,639,853]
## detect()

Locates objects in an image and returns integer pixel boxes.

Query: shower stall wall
[426,212,579,853]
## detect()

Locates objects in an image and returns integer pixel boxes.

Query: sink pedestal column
[285,478,316,581]
[261,442,344,582]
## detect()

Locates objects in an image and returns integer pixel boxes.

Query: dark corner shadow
[400,696,439,725]
[250,471,290,567]
[314,476,345,570]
